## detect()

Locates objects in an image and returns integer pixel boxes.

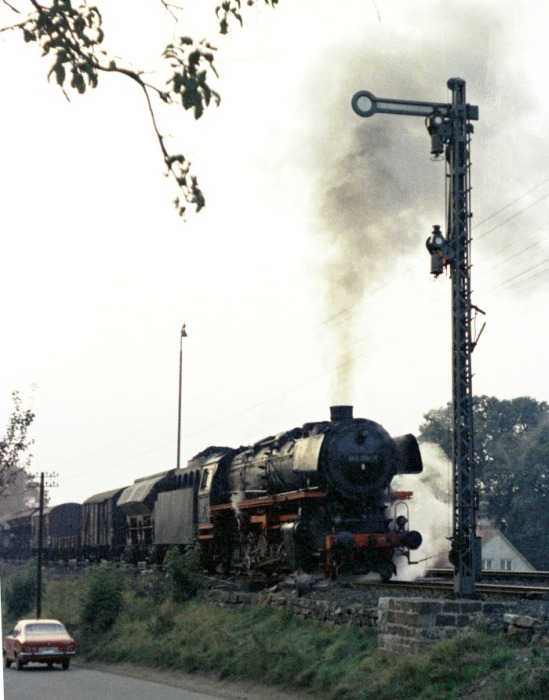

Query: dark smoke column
[352,79,481,597]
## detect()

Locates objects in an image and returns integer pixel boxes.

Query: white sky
[1,0,548,506]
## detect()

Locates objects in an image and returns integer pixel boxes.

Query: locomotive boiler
[193,405,423,581]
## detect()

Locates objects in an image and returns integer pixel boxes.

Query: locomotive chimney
[330,405,353,421]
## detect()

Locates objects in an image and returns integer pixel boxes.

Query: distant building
[479,526,536,572]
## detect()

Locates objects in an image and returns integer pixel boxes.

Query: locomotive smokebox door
[321,415,400,502]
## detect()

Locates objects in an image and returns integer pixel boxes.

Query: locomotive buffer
[352,79,482,597]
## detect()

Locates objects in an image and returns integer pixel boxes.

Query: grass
[2,565,546,699]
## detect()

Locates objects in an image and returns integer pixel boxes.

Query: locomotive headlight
[396,515,408,530]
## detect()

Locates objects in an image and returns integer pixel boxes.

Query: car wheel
[4,655,12,669]
[61,659,70,670]
[16,656,24,671]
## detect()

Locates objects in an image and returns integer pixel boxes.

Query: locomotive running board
[211,489,326,512]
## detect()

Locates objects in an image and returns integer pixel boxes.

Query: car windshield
[24,623,66,634]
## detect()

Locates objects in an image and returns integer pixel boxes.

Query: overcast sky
[1,0,548,507]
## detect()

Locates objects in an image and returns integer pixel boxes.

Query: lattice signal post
[351,78,482,597]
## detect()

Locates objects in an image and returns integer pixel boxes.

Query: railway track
[350,573,549,600]
[201,569,549,601]
[426,568,549,585]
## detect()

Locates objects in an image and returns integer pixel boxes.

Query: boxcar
[82,487,126,561]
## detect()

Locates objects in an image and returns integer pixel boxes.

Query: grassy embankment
[2,560,548,700]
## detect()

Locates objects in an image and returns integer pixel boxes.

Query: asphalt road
[3,663,225,700]
[2,661,310,700]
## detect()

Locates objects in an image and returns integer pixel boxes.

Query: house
[479,526,535,572]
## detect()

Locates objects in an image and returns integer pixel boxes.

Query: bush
[4,565,36,619]
[165,546,199,603]
[79,563,125,635]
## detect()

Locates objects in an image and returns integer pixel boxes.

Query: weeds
[2,564,546,700]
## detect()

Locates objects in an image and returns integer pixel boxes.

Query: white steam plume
[392,441,452,580]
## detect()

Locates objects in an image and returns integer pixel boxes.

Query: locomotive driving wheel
[243,530,268,571]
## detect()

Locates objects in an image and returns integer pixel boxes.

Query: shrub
[165,546,199,603]
[79,563,125,635]
[4,565,36,619]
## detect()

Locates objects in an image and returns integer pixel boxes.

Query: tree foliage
[165,545,200,602]
[0,391,38,516]
[4,562,37,619]
[79,562,125,634]
[0,0,280,217]
[419,395,549,569]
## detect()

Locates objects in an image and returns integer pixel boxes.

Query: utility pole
[35,471,58,618]
[36,472,45,618]
[176,323,188,470]
[352,78,482,597]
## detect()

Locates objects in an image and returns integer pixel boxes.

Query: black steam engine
[194,405,423,581]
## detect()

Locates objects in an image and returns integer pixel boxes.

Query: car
[3,618,77,671]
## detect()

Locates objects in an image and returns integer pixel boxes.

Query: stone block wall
[201,589,548,654]
[202,588,379,628]
[377,597,509,653]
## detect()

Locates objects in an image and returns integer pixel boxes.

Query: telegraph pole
[352,78,481,597]
[36,472,45,618]
[176,323,188,470]
[35,471,58,618]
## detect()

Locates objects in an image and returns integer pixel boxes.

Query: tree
[419,395,549,569]
[0,0,279,217]
[79,562,125,635]
[0,391,39,518]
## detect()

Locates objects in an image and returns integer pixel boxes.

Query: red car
[3,619,77,670]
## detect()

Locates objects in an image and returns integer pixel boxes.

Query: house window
[500,559,512,571]
[482,559,492,570]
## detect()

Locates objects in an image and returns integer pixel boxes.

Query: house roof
[478,526,535,569]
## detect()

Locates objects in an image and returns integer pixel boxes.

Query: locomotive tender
[1,406,423,581]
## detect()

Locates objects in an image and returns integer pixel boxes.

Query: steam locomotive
[188,405,423,580]
[1,406,423,581]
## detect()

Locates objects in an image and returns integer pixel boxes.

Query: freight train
[0,406,424,581]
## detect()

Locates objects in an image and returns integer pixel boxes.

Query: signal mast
[351,78,482,597]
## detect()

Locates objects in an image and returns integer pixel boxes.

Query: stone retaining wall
[201,588,548,654]
[202,588,379,628]
[377,597,510,653]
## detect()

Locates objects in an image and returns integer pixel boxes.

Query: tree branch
[2,0,279,217]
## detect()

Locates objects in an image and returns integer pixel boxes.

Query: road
[3,661,311,700]
[3,664,222,700]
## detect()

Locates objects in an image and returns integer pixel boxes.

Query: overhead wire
[56,175,549,482]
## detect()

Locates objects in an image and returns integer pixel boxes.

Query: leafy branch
[1,0,279,217]
[0,391,35,496]
[215,0,279,35]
